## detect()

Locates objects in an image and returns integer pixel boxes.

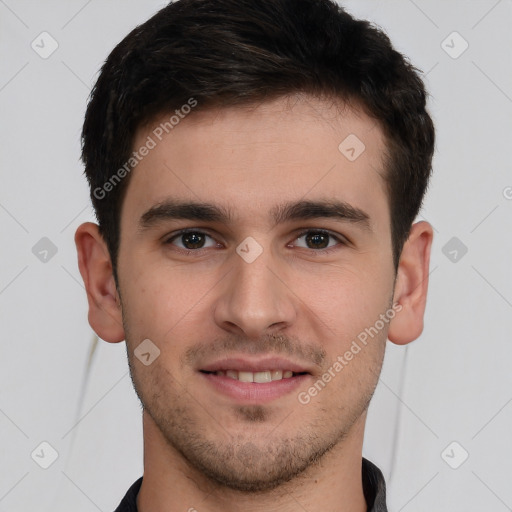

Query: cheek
[292,260,393,339]
[121,261,218,343]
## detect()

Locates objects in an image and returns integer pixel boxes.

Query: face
[116,95,396,491]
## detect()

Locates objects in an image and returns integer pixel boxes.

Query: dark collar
[362,457,388,511]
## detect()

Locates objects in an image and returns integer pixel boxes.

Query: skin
[75,94,433,512]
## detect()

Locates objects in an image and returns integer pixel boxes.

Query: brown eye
[166,230,217,250]
[181,232,206,249]
[292,229,345,252]
[305,232,329,249]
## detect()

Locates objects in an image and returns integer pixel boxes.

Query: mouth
[198,357,313,403]
[200,369,308,382]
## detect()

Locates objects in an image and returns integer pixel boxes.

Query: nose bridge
[214,242,295,337]
[235,247,276,302]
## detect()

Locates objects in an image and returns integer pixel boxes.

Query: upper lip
[199,356,313,374]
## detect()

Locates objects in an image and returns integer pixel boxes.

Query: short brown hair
[81,0,435,280]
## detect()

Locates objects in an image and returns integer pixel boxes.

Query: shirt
[113,457,388,511]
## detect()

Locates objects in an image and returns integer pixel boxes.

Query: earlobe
[388,221,434,346]
[74,222,125,343]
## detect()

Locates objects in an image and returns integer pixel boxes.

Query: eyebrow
[138,199,372,232]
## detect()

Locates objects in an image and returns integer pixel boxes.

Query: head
[76,0,434,493]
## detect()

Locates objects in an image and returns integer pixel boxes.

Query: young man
[75,0,434,510]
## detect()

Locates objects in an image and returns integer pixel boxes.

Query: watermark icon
[441,441,469,469]
[503,186,512,200]
[236,236,263,263]
[338,134,366,162]
[441,31,469,59]
[93,97,198,200]
[31,31,59,59]
[32,237,58,263]
[442,236,468,263]
[134,338,161,366]
[298,302,402,404]
[31,441,59,469]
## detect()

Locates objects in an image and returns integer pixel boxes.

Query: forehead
[123,95,389,232]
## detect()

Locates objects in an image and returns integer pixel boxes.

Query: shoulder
[113,476,143,512]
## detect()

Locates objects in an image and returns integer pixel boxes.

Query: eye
[164,228,347,255]
[165,229,219,251]
[291,229,346,252]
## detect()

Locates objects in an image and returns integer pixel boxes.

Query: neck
[137,411,368,512]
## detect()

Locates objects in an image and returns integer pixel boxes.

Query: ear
[74,222,125,343]
[388,221,434,345]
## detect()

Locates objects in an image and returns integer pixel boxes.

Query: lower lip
[199,372,310,403]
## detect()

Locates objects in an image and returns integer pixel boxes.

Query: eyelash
[163,228,347,255]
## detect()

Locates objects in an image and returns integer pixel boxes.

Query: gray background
[1,0,511,510]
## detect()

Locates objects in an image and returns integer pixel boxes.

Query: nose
[213,246,297,340]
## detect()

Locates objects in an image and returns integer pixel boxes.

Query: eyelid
[292,227,348,244]
[290,228,348,253]
[164,227,348,253]
[163,228,219,246]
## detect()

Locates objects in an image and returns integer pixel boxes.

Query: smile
[201,369,307,383]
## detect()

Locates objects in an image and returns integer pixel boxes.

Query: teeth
[238,371,254,383]
[271,370,283,381]
[226,370,238,380]
[212,369,298,382]
[254,371,272,383]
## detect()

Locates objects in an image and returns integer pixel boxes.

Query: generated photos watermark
[93,97,198,200]
[298,302,402,405]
